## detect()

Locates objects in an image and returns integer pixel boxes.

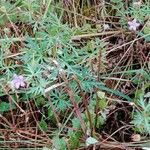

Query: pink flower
[128,19,140,31]
[11,74,25,89]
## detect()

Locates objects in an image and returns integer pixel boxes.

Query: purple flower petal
[20,81,25,87]
[11,74,25,89]
[15,82,20,89]
[128,19,140,31]
[19,75,24,80]
[128,21,133,26]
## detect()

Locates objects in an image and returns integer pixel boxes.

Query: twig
[51,59,86,133]
[43,0,52,19]
[1,86,25,113]
[95,51,101,128]
[0,30,123,43]
[101,125,132,144]
[73,75,93,136]
[44,82,66,94]
[72,0,78,27]
[45,94,61,128]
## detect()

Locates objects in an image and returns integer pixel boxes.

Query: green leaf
[0,102,15,113]
[72,118,81,129]
[95,82,132,101]
[96,115,106,128]
[144,92,150,98]
[86,137,98,146]
[52,136,67,150]
[39,119,48,132]
[42,147,51,150]
[143,20,150,34]
[68,130,80,149]
[97,91,105,99]
[48,107,53,118]
[36,96,45,106]
[99,99,107,110]
[0,102,10,113]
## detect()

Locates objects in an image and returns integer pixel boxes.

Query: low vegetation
[0,0,150,149]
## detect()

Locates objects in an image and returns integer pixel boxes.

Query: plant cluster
[0,0,150,149]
